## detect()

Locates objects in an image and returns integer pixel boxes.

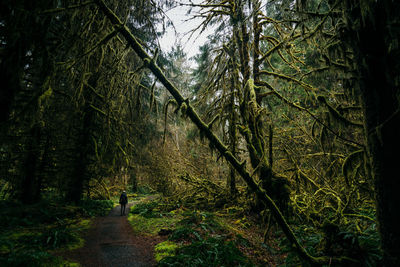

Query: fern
[159,237,254,267]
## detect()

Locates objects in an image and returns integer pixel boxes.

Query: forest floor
[56,194,287,266]
[61,200,164,267]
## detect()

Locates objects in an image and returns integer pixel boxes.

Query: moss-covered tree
[340,1,400,265]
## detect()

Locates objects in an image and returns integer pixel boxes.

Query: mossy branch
[317,95,363,128]
[342,149,364,186]
[259,70,316,91]
[258,80,363,147]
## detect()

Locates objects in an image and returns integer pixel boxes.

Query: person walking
[119,190,128,216]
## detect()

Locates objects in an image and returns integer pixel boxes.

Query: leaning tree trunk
[344,0,400,265]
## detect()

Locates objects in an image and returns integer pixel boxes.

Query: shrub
[169,227,202,241]
[130,201,162,218]
[159,237,254,267]
[0,248,61,267]
[79,199,114,216]
[40,226,80,249]
[137,185,154,195]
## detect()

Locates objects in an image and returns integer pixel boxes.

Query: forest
[0,0,399,266]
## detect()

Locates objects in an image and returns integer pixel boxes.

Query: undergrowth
[0,199,113,266]
[127,197,256,266]
[79,199,114,216]
[130,196,382,266]
[159,237,253,267]
[128,199,180,235]
[158,210,255,266]
[154,241,178,262]
[278,219,382,266]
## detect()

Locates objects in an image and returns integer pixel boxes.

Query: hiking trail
[62,201,162,267]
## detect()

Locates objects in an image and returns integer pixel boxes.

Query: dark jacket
[119,192,128,204]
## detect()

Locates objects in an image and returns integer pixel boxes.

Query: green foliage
[278,222,382,266]
[130,200,163,218]
[40,225,81,249]
[169,227,202,242]
[0,199,111,266]
[234,234,251,248]
[178,211,220,229]
[79,199,114,217]
[178,210,206,226]
[357,225,382,266]
[167,211,218,242]
[127,199,174,231]
[336,223,382,266]
[0,249,62,267]
[157,209,254,266]
[0,200,112,230]
[155,241,178,262]
[0,201,81,229]
[0,225,82,266]
[128,213,179,235]
[137,185,155,195]
[128,199,182,235]
[159,237,254,267]
[279,225,324,266]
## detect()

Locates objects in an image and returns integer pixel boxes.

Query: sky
[158,2,214,61]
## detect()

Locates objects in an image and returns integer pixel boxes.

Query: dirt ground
[62,203,163,267]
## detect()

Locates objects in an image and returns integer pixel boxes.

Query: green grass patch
[130,201,160,218]
[59,260,81,267]
[154,241,178,262]
[128,214,180,235]
[128,197,181,235]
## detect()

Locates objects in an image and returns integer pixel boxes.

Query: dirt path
[62,203,161,267]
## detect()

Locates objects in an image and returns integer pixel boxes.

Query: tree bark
[66,74,99,203]
[130,167,138,192]
[21,124,41,204]
[343,1,400,265]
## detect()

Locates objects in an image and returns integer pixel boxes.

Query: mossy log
[96,0,357,264]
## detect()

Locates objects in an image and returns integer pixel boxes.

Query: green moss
[154,241,178,262]
[76,219,91,229]
[128,214,180,235]
[59,260,81,267]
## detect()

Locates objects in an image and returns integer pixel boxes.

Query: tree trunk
[130,167,138,192]
[228,63,238,195]
[344,1,400,265]
[66,74,98,203]
[21,124,41,204]
[66,112,90,203]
